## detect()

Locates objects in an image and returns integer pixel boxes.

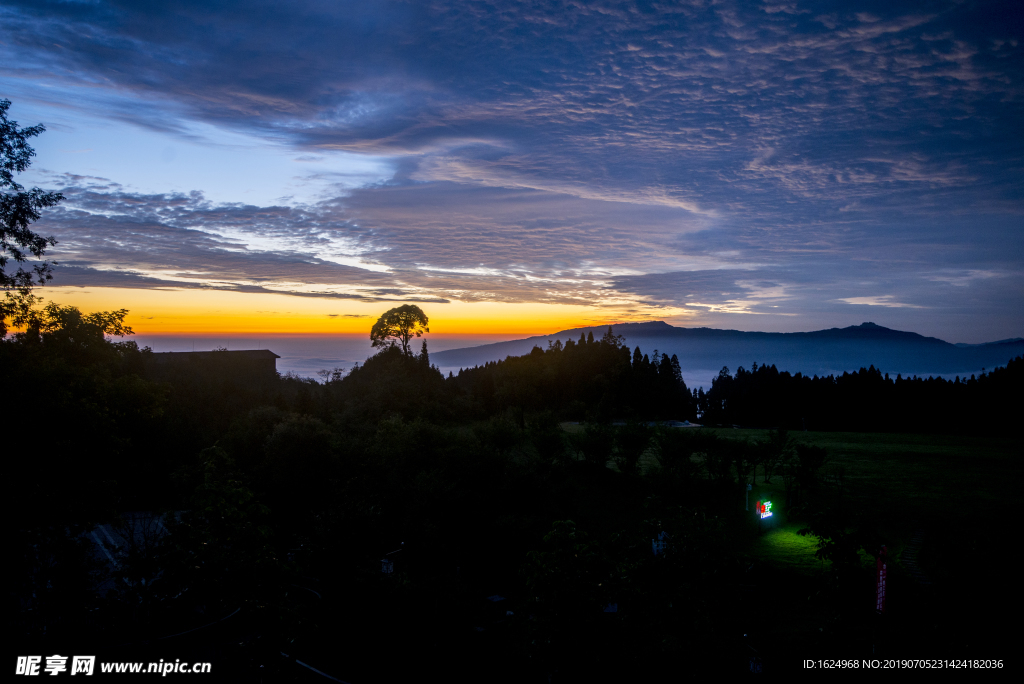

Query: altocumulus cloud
[2,0,1022,339]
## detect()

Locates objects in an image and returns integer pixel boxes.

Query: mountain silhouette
[432,322,1022,379]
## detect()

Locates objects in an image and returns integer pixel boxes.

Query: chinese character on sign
[44,655,68,676]
[71,656,96,676]
[16,656,41,676]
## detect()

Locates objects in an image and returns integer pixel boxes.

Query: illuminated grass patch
[751,524,823,574]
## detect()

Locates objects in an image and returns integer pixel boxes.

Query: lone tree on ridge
[370,304,429,355]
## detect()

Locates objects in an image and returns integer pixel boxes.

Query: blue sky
[2,0,1021,341]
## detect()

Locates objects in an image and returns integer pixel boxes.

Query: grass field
[557,423,1019,659]
[714,429,1018,504]
[748,524,822,573]
[563,424,1021,576]
[704,428,1021,578]
[712,428,1021,660]
[706,429,1019,514]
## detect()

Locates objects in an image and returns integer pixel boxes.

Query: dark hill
[432,321,1022,380]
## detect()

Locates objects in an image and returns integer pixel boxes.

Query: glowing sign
[756,500,773,519]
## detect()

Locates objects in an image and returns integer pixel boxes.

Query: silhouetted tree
[755,428,794,484]
[370,304,429,354]
[569,423,615,467]
[1,99,64,336]
[615,421,652,475]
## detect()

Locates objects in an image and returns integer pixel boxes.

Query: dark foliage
[695,358,1023,434]
[448,328,695,423]
[1,99,64,336]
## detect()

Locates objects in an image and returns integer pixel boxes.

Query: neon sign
[756,500,773,519]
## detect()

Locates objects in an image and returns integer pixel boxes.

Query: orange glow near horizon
[40,286,689,336]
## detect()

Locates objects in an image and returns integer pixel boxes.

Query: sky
[2,0,1022,343]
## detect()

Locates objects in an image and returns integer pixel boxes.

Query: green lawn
[557,424,1020,574]
[749,523,822,573]
[706,428,1019,510]
[706,428,1022,573]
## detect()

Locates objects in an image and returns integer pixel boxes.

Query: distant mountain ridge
[954,338,1024,348]
[432,321,1023,380]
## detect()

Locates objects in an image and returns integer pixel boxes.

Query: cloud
[30,179,423,302]
[837,295,926,309]
[924,270,1003,287]
[5,1,1020,213]
[1,0,1021,339]
[33,176,713,308]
